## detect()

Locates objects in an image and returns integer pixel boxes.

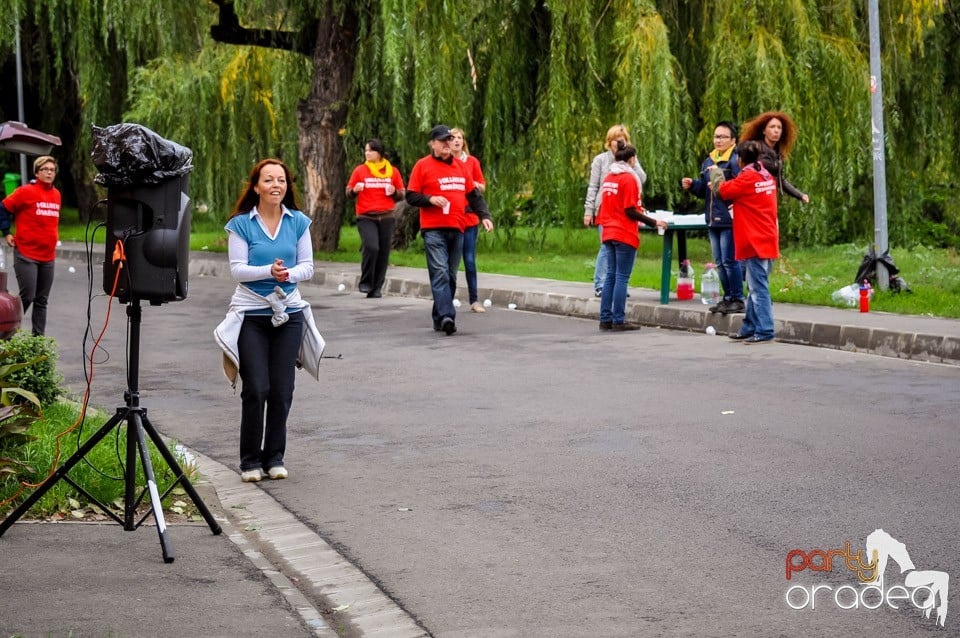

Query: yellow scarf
[365,159,394,178]
[709,147,734,164]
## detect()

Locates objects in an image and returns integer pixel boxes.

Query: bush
[2,332,64,405]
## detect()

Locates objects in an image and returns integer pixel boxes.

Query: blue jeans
[708,227,743,301]
[592,226,606,291]
[599,241,636,324]
[740,258,775,339]
[462,224,479,303]
[423,229,463,326]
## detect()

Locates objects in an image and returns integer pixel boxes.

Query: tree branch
[209,0,309,54]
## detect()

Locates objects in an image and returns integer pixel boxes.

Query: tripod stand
[0,298,221,562]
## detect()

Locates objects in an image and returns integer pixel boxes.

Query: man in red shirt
[405,125,493,335]
[0,155,62,335]
[709,140,779,344]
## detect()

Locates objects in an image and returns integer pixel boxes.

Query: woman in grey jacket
[583,124,646,296]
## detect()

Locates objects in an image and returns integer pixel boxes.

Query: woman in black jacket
[740,111,810,204]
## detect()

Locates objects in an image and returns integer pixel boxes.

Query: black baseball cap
[429,125,454,141]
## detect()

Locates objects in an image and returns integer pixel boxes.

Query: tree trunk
[296,10,359,252]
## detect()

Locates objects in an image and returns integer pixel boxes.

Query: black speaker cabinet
[103,175,191,304]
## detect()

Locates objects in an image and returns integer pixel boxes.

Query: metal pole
[868,0,889,290]
[15,19,28,184]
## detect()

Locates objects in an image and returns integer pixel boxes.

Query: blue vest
[225,207,311,304]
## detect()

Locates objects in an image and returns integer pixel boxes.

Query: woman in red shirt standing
[596,142,666,331]
[0,155,61,335]
[449,128,487,313]
[346,139,405,298]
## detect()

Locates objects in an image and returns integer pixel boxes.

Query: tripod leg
[0,412,124,538]
[139,411,222,535]
[130,411,175,563]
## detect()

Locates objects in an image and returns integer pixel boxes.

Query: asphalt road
[42,255,960,637]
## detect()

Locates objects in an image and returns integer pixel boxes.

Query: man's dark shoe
[358,284,372,294]
[441,317,457,335]
[599,321,613,331]
[744,335,774,344]
[709,300,729,314]
[595,288,603,297]
[611,322,641,332]
[724,299,746,314]
[728,332,752,341]
[366,289,382,298]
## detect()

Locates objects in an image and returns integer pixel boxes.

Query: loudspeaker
[103,175,191,304]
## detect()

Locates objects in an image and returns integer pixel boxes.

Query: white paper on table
[644,210,705,226]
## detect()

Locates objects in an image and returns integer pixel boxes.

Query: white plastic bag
[831,283,860,307]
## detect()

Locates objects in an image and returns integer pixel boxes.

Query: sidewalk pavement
[3,244,957,638]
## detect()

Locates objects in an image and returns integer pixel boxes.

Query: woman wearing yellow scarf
[346,139,406,297]
[680,121,745,314]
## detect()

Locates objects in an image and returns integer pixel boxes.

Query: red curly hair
[739,111,799,159]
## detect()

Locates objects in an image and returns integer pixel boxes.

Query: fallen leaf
[721,411,735,415]
[331,604,350,613]
[244,524,261,531]
[398,507,413,512]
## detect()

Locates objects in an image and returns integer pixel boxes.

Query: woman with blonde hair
[449,128,489,312]
[739,111,809,204]
[583,124,646,296]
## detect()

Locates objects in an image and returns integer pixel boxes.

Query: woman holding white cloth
[219,158,318,483]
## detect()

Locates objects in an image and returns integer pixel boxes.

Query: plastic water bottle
[677,259,695,301]
[0,245,5,270]
[701,263,720,305]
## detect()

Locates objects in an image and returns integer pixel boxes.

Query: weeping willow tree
[0,0,210,219]
[124,46,310,217]
[2,0,957,249]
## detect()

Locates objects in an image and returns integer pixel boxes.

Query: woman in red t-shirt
[450,128,488,313]
[346,139,405,298]
[0,155,62,335]
[596,143,665,331]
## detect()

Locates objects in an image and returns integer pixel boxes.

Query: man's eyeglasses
[713,135,732,140]
[37,167,57,173]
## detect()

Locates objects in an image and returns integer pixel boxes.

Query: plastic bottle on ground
[701,263,720,305]
[677,259,695,301]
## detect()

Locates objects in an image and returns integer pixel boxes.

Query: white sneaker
[470,301,486,313]
[240,469,263,483]
[267,466,288,480]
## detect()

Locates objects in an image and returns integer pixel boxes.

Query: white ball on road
[507,303,517,310]
[483,299,492,308]
[705,326,716,335]
[337,283,346,292]
[68,266,76,273]
[453,299,461,308]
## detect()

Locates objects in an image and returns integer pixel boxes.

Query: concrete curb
[195,256,960,368]
[59,244,960,367]
[192,448,429,638]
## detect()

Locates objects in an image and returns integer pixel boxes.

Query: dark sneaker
[366,289,382,298]
[709,300,729,314]
[441,317,457,335]
[612,322,641,332]
[599,321,613,331]
[728,332,752,341]
[744,335,775,344]
[595,288,603,297]
[724,299,746,314]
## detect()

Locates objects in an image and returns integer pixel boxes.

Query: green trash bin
[3,173,20,197]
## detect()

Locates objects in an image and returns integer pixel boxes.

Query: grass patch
[0,401,200,521]
[59,207,960,318]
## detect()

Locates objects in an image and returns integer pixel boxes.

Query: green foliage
[5,0,960,248]
[2,332,63,406]
[0,402,199,519]
[0,344,44,480]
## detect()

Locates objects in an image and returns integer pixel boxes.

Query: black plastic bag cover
[91,123,193,187]
[854,246,900,285]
